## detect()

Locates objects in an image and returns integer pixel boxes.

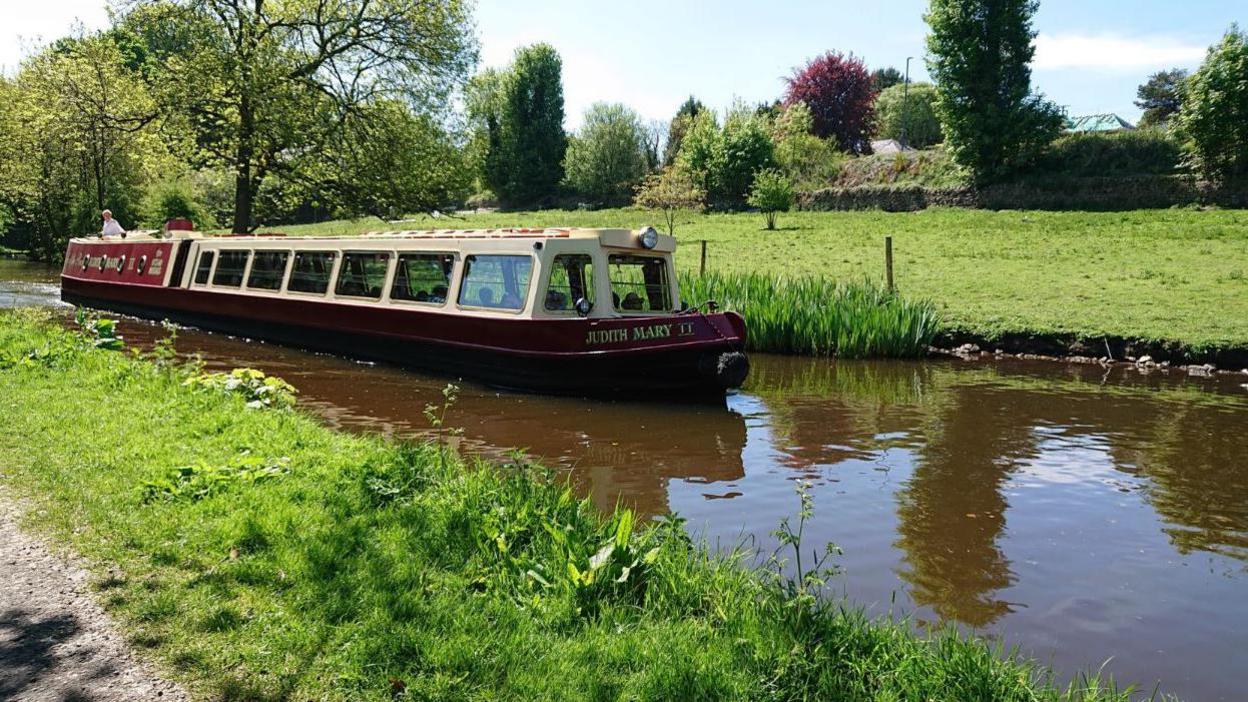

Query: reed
[681,271,942,358]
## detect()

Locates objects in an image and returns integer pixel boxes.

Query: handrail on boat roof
[359,228,581,239]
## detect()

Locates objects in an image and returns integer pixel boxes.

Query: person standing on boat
[100,210,126,238]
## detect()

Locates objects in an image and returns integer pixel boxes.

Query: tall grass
[0,310,1151,701]
[682,271,942,358]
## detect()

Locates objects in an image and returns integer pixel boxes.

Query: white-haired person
[101,209,126,238]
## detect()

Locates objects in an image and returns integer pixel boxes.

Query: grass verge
[0,310,1151,700]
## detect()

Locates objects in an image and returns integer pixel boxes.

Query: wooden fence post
[885,236,894,292]
[700,239,708,277]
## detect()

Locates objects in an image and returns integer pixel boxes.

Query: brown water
[5,259,1248,700]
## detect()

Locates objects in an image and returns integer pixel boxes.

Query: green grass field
[267,207,1248,350]
[0,310,1147,701]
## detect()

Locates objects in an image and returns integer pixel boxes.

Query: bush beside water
[681,272,941,358]
[0,309,1150,700]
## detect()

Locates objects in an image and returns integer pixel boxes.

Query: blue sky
[3,1,1240,129]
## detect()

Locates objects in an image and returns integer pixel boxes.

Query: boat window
[392,253,453,304]
[288,252,336,294]
[212,250,249,287]
[247,251,289,290]
[335,252,390,299]
[193,251,213,284]
[545,254,595,312]
[458,255,532,311]
[608,254,671,313]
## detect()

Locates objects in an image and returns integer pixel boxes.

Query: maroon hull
[61,272,748,398]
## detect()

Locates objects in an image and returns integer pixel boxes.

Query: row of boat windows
[190,249,672,313]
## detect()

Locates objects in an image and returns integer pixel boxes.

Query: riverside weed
[681,271,941,357]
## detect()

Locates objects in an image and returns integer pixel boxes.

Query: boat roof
[71,226,678,253]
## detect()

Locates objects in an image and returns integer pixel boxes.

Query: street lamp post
[901,56,913,149]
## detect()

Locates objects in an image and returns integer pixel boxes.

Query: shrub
[183,368,298,410]
[772,102,845,189]
[746,169,794,229]
[674,107,776,208]
[1176,26,1248,182]
[563,102,649,204]
[874,82,942,148]
[143,178,216,229]
[1035,130,1182,177]
[784,51,875,153]
[633,165,706,237]
[926,0,1065,183]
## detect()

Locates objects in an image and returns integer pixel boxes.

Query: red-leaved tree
[784,51,876,153]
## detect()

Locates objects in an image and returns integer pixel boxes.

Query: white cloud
[1033,33,1206,71]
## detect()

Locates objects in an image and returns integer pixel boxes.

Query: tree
[664,96,705,166]
[564,103,649,204]
[783,51,875,153]
[1175,27,1248,182]
[746,169,794,230]
[641,119,667,173]
[0,36,167,260]
[926,0,1064,184]
[329,101,471,221]
[771,102,843,189]
[717,108,778,204]
[874,82,942,148]
[675,107,776,207]
[483,43,567,208]
[871,67,904,93]
[121,0,475,232]
[464,68,507,197]
[1135,69,1189,128]
[633,165,705,237]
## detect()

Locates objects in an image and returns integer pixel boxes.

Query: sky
[1,0,1240,130]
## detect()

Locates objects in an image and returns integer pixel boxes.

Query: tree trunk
[231,98,256,233]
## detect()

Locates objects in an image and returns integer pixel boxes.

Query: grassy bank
[264,207,1248,354]
[0,309,1145,701]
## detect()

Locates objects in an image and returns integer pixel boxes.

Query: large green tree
[482,44,567,208]
[0,36,167,259]
[675,106,776,207]
[329,101,471,221]
[663,96,705,166]
[770,101,843,189]
[1135,69,1188,128]
[564,103,649,204]
[925,0,1064,183]
[874,82,942,148]
[1175,27,1248,182]
[121,0,475,232]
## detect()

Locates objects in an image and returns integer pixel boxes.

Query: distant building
[870,138,911,154]
[1064,114,1135,133]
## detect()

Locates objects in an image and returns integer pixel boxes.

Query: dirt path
[0,494,189,702]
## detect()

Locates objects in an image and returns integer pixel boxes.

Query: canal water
[4,259,1247,700]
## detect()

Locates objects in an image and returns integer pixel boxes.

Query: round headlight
[575,297,592,317]
[638,226,659,249]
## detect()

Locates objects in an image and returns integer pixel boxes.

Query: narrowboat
[60,226,749,397]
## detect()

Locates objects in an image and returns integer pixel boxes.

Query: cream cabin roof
[85,227,676,254]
